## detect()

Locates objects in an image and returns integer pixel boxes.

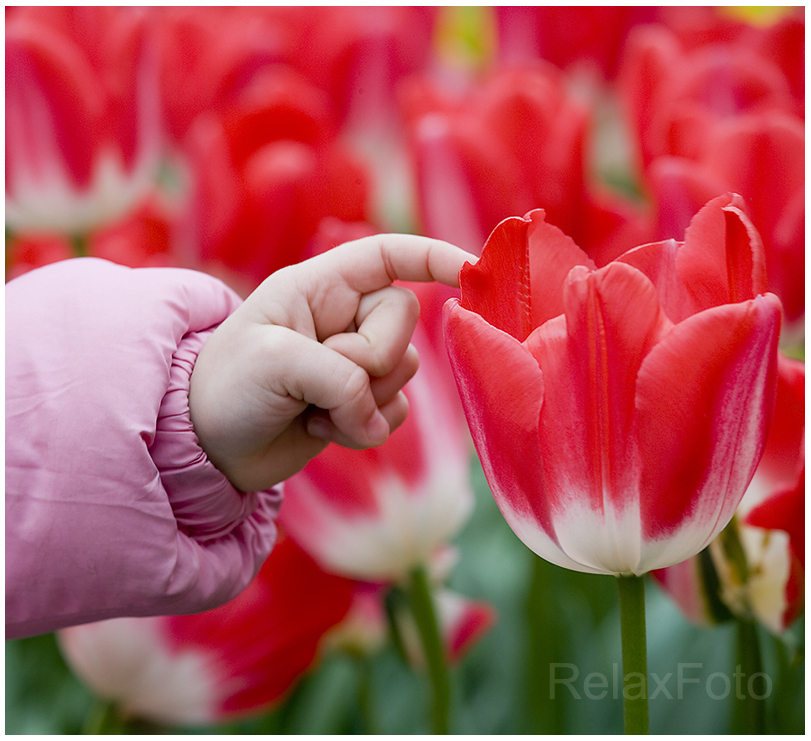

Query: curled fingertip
[365,409,390,445]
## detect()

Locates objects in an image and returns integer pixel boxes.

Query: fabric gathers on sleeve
[6,258,282,640]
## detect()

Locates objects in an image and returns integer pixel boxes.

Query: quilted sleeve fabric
[6,258,282,639]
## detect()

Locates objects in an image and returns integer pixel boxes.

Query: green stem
[82,699,124,735]
[353,654,379,735]
[617,575,649,735]
[406,565,451,734]
[732,618,766,734]
[70,232,89,258]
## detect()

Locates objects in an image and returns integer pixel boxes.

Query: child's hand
[189,234,475,492]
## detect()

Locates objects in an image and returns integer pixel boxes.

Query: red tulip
[4,234,75,283]
[650,557,719,626]
[649,110,805,324]
[619,23,800,173]
[293,6,437,231]
[278,322,474,583]
[396,589,497,667]
[494,6,659,78]
[5,196,182,281]
[403,64,649,263]
[58,535,355,726]
[5,7,162,234]
[443,195,782,576]
[656,7,804,111]
[181,67,369,288]
[156,7,290,143]
[283,6,437,129]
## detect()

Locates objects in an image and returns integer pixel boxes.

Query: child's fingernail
[366,410,389,444]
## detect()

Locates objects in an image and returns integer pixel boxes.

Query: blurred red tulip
[618,20,805,326]
[5,195,181,281]
[658,6,804,110]
[4,234,75,282]
[396,588,497,668]
[444,195,781,576]
[495,6,658,78]
[713,355,805,633]
[403,63,649,263]
[156,7,290,143]
[284,7,437,128]
[619,23,800,172]
[58,535,355,726]
[5,7,162,235]
[649,110,805,324]
[650,557,720,627]
[181,66,370,288]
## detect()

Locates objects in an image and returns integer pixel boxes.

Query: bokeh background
[6,6,805,734]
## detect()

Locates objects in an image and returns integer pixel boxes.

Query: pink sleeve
[6,258,282,639]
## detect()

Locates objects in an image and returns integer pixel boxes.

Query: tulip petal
[679,192,769,310]
[527,209,596,327]
[617,238,695,322]
[6,20,105,188]
[444,299,602,574]
[526,262,671,574]
[635,294,782,570]
[745,470,805,567]
[459,214,533,341]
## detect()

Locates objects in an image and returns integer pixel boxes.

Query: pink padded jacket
[6,258,282,639]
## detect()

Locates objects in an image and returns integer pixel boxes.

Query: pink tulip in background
[58,535,355,727]
[5,7,162,235]
[444,194,782,576]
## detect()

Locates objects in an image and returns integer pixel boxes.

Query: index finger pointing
[313,234,477,293]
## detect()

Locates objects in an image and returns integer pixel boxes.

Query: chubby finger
[279,330,392,447]
[246,235,476,343]
[322,285,420,376]
[307,391,410,448]
[369,343,419,406]
[312,233,477,294]
[306,344,418,448]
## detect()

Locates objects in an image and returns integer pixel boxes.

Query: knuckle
[342,364,373,407]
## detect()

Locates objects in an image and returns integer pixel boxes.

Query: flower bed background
[5,6,804,735]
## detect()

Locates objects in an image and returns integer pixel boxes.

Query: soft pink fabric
[6,258,282,639]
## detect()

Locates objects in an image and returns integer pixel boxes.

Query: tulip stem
[733,618,766,734]
[82,699,125,734]
[616,574,649,734]
[406,565,451,734]
[70,233,89,258]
